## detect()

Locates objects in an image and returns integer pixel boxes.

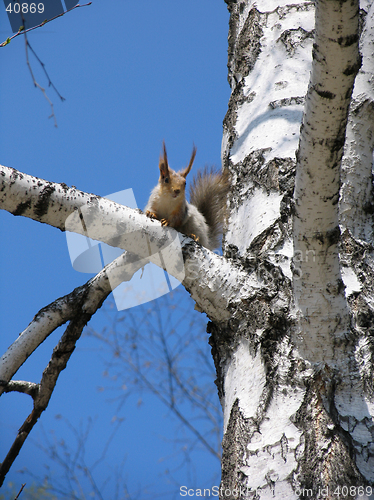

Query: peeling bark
[218,0,374,497]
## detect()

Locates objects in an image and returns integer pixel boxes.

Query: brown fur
[189,167,230,249]
[145,142,230,249]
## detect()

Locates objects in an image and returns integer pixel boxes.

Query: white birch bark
[0,164,254,323]
[217,0,374,497]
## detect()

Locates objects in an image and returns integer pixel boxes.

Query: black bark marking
[324,226,340,250]
[34,184,55,218]
[314,87,336,100]
[337,34,359,47]
[343,57,362,76]
[13,199,32,216]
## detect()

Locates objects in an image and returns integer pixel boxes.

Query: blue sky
[0,1,230,497]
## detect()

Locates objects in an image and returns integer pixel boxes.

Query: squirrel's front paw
[146,210,157,219]
[190,234,199,243]
[160,219,170,227]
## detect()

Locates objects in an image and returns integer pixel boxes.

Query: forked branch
[0,251,144,486]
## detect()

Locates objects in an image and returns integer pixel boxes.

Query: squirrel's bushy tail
[189,167,230,250]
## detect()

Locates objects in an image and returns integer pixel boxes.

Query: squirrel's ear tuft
[159,141,169,176]
[182,144,196,178]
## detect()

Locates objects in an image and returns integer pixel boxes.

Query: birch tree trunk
[216,0,374,498]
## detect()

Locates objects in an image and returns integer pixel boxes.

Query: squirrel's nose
[174,189,180,195]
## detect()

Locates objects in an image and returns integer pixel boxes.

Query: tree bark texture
[214,0,374,498]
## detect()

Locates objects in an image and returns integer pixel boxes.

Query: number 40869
[6,3,45,14]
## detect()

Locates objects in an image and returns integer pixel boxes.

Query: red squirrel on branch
[145,142,229,250]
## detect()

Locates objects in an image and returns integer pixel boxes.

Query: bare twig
[26,41,65,102]
[1,2,91,125]
[26,418,130,499]
[14,483,26,500]
[24,34,62,127]
[124,352,221,459]
[0,2,92,47]
[90,293,223,462]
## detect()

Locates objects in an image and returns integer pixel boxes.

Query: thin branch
[6,1,60,126]
[0,313,91,487]
[94,319,221,460]
[128,356,221,459]
[26,40,65,102]
[0,2,92,47]
[0,251,144,395]
[3,380,39,398]
[1,2,91,125]
[14,483,26,500]
[0,251,144,486]
[89,290,223,461]
[24,35,60,127]
[27,418,130,499]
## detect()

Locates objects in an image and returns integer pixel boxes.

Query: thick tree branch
[0,165,258,323]
[293,0,361,361]
[0,164,197,278]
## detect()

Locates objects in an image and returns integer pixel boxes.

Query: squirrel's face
[158,142,196,200]
[159,165,187,199]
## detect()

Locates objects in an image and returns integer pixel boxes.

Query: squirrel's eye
[164,178,169,184]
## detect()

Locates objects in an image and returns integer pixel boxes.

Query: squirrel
[145,142,230,250]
